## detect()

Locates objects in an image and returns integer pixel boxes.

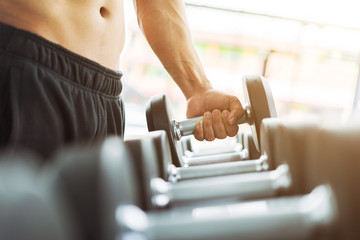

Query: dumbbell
[42,137,336,240]
[47,138,140,240]
[119,185,336,240]
[0,141,139,240]
[125,132,290,207]
[244,130,262,159]
[146,74,276,167]
[180,131,261,166]
[9,120,360,239]
[181,132,247,166]
[0,133,343,240]
[260,117,321,194]
[0,153,77,240]
[128,119,360,239]
[182,131,260,160]
[181,132,243,158]
[151,130,269,181]
[260,117,360,239]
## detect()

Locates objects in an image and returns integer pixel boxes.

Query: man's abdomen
[0,0,125,69]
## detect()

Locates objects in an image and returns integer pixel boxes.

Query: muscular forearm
[134,0,212,99]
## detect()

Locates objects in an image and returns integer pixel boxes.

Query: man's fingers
[212,109,227,139]
[203,111,215,141]
[188,94,243,141]
[193,120,204,141]
[228,96,244,125]
[222,110,239,137]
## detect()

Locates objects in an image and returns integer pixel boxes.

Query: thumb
[227,97,244,125]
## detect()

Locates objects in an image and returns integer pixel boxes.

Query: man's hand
[134,0,243,139]
[186,89,244,141]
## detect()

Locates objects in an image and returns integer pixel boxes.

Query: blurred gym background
[120,0,360,137]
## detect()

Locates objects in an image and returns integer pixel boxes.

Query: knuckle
[232,96,241,104]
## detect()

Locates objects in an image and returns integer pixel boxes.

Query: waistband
[0,22,123,97]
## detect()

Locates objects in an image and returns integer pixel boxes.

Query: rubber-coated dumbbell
[181,132,243,158]
[48,138,139,240]
[180,131,261,166]
[151,130,269,181]
[260,117,321,193]
[117,185,336,240]
[52,120,352,239]
[260,117,360,239]
[0,153,77,240]
[181,131,260,160]
[125,132,290,207]
[43,137,335,240]
[0,133,344,240]
[181,132,247,166]
[8,119,360,239]
[146,74,276,167]
[244,130,262,159]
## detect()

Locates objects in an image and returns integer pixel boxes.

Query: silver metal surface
[182,149,249,166]
[167,164,179,183]
[146,185,337,240]
[177,155,269,180]
[177,116,203,140]
[184,143,243,158]
[174,106,251,140]
[170,164,290,203]
[151,164,291,206]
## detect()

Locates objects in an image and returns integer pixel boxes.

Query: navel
[100,6,110,18]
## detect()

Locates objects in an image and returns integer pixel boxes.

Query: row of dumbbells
[1,75,360,240]
[2,116,359,239]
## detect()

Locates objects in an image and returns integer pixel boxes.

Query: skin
[0,0,243,141]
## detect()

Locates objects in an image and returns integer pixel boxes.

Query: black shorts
[0,22,125,161]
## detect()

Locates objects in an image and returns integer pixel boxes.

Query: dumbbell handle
[172,105,252,140]
[176,155,269,181]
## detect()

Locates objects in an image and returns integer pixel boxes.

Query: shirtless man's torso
[0,0,125,69]
[0,0,243,159]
